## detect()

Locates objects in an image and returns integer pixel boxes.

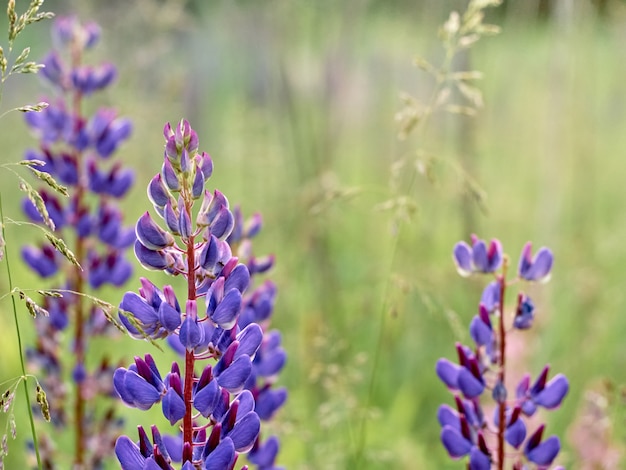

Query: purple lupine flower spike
[22,15,135,467]
[115,120,282,469]
[438,238,566,468]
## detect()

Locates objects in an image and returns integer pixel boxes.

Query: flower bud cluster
[20,16,134,467]
[436,236,567,469]
[115,120,284,470]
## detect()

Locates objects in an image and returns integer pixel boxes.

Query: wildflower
[453,235,503,276]
[437,237,567,468]
[518,242,553,282]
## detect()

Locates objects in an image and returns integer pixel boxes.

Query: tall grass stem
[0,192,43,470]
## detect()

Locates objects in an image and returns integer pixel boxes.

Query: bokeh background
[1,0,626,468]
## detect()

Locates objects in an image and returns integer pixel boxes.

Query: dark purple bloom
[518,242,554,282]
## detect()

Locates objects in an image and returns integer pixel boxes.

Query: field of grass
[1,1,625,468]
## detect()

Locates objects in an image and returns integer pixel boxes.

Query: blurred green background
[1,0,626,468]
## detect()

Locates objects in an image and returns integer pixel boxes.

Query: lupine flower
[453,235,503,276]
[518,242,554,282]
[437,237,567,468]
[21,16,134,468]
[516,366,569,416]
[115,120,283,469]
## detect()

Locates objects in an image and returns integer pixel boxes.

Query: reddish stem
[183,211,197,458]
[496,268,507,470]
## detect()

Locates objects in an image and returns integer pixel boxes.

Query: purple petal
[248,436,279,467]
[480,281,500,312]
[453,241,473,276]
[124,370,161,410]
[178,207,192,239]
[136,211,174,250]
[235,324,263,359]
[228,411,260,452]
[235,390,255,417]
[120,291,158,325]
[255,387,287,420]
[470,315,492,347]
[441,425,472,458]
[437,404,460,430]
[159,301,181,332]
[436,359,460,390]
[115,436,145,470]
[458,368,485,398]
[22,246,58,277]
[534,374,569,409]
[113,369,135,406]
[526,435,560,465]
[204,437,236,470]
[472,240,489,272]
[217,355,252,393]
[505,418,526,449]
[193,378,220,418]
[134,241,170,270]
[179,315,204,350]
[161,388,186,425]
[469,447,491,470]
[256,347,286,377]
[148,174,170,208]
[526,247,554,282]
[210,206,235,240]
[224,264,250,294]
[211,289,242,330]
[162,434,182,463]
[192,166,205,199]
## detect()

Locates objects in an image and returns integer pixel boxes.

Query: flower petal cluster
[453,235,503,276]
[436,237,566,468]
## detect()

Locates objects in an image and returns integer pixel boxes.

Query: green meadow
[0,1,625,468]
